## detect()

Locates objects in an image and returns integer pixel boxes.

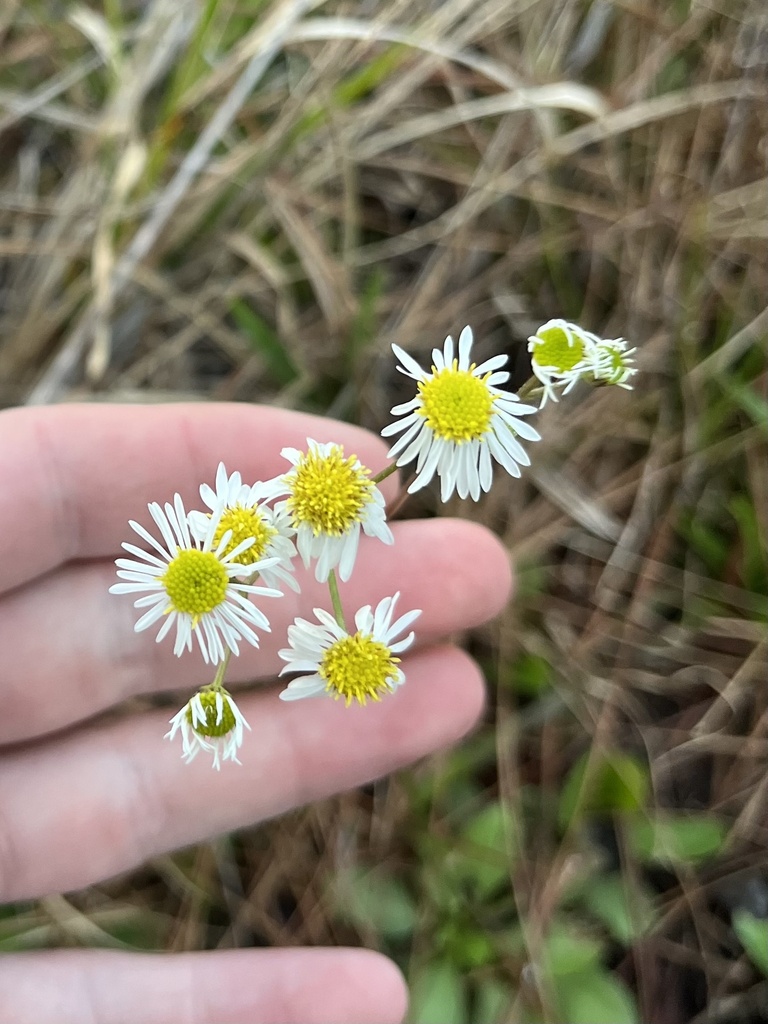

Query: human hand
[0,403,511,1024]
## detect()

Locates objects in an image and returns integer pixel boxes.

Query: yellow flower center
[213,505,275,565]
[287,447,374,536]
[162,549,228,618]
[532,325,584,373]
[320,633,400,706]
[418,364,495,443]
[187,689,235,738]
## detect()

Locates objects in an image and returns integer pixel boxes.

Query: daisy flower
[527,319,598,406]
[189,462,299,593]
[165,686,250,770]
[381,325,540,501]
[264,440,393,583]
[589,337,638,390]
[109,494,282,664]
[278,592,421,706]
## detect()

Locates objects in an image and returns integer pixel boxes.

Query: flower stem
[327,569,347,631]
[372,462,399,485]
[211,650,232,691]
[385,472,416,518]
[517,376,540,401]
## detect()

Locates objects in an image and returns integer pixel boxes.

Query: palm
[0,403,510,1024]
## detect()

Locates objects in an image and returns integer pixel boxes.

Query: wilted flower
[527,319,598,407]
[165,686,250,769]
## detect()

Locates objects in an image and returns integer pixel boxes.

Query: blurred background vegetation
[1,0,767,1021]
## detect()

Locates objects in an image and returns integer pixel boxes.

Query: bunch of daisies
[111,321,636,769]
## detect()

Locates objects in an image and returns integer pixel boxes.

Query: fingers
[0,403,395,594]
[0,519,511,744]
[0,645,485,901]
[0,948,408,1024]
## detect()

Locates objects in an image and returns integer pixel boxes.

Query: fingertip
[385,518,513,631]
[334,950,409,1024]
[430,644,487,740]
[452,517,514,618]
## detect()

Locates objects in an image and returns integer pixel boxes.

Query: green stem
[517,376,541,401]
[210,650,232,691]
[327,569,347,631]
[372,461,399,485]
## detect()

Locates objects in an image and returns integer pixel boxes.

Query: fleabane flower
[109,494,282,664]
[165,686,250,769]
[382,325,540,501]
[527,319,598,407]
[589,337,638,390]
[189,462,299,593]
[264,440,393,583]
[278,593,421,706]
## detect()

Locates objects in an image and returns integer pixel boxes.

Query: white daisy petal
[486,432,523,478]
[486,371,510,386]
[474,354,508,375]
[443,334,454,366]
[119,542,168,568]
[126,519,174,561]
[132,592,166,608]
[390,398,421,416]
[155,613,176,644]
[133,602,168,631]
[279,678,327,700]
[458,325,473,369]
[385,606,422,641]
[389,633,416,654]
[392,343,427,381]
[381,413,419,440]
[479,440,493,492]
[148,502,177,554]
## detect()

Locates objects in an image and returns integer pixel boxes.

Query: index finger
[0,404,394,593]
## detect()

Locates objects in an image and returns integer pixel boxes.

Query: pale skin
[0,403,512,1024]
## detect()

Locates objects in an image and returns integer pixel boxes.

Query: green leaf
[335,868,416,940]
[723,380,768,437]
[444,923,497,970]
[683,516,729,577]
[454,929,495,966]
[463,801,518,857]
[542,921,605,977]
[453,801,518,898]
[733,911,768,977]
[554,968,639,1024]
[409,960,468,1024]
[559,751,649,829]
[729,493,768,592]
[229,299,298,386]
[473,979,513,1024]
[505,653,552,697]
[346,268,384,371]
[628,813,727,865]
[579,874,657,945]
